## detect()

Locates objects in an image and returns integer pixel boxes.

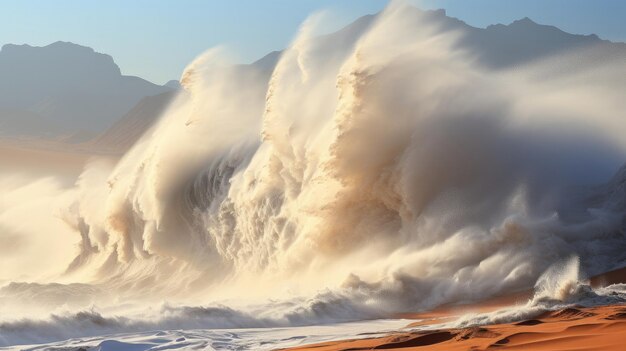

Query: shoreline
[281,266,626,351]
[282,304,626,351]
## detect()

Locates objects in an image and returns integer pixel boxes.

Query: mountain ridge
[0,41,173,137]
[1,7,625,153]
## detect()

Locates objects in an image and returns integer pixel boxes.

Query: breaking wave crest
[451,257,626,328]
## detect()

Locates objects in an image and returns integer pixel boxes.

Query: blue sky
[1,0,624,84]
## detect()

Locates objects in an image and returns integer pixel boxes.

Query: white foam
[9,319,409,351]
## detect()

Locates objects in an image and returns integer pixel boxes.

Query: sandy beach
[283,267,626,351]
[285,304,626,350]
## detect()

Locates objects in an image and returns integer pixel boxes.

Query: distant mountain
[91,8,626,154]
[312,8,625,69]
[163,80,182,90]
[0,41,173,137]
[5,8,624,154]
[426,11,625,68]
[88,91,177,152]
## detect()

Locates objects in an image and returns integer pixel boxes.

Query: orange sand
[281,266,626,351]
[284,304,626,351]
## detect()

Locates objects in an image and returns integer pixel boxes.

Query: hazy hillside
[101,8,626,154]
[254,9,625,71]
[3,8,625,154]
[0,41,172,137]
[89,91,178,152]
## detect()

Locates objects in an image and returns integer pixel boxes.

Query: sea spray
[451,257,626,329]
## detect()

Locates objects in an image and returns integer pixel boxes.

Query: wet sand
[284,304,626,350]
[282,267,626,351]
